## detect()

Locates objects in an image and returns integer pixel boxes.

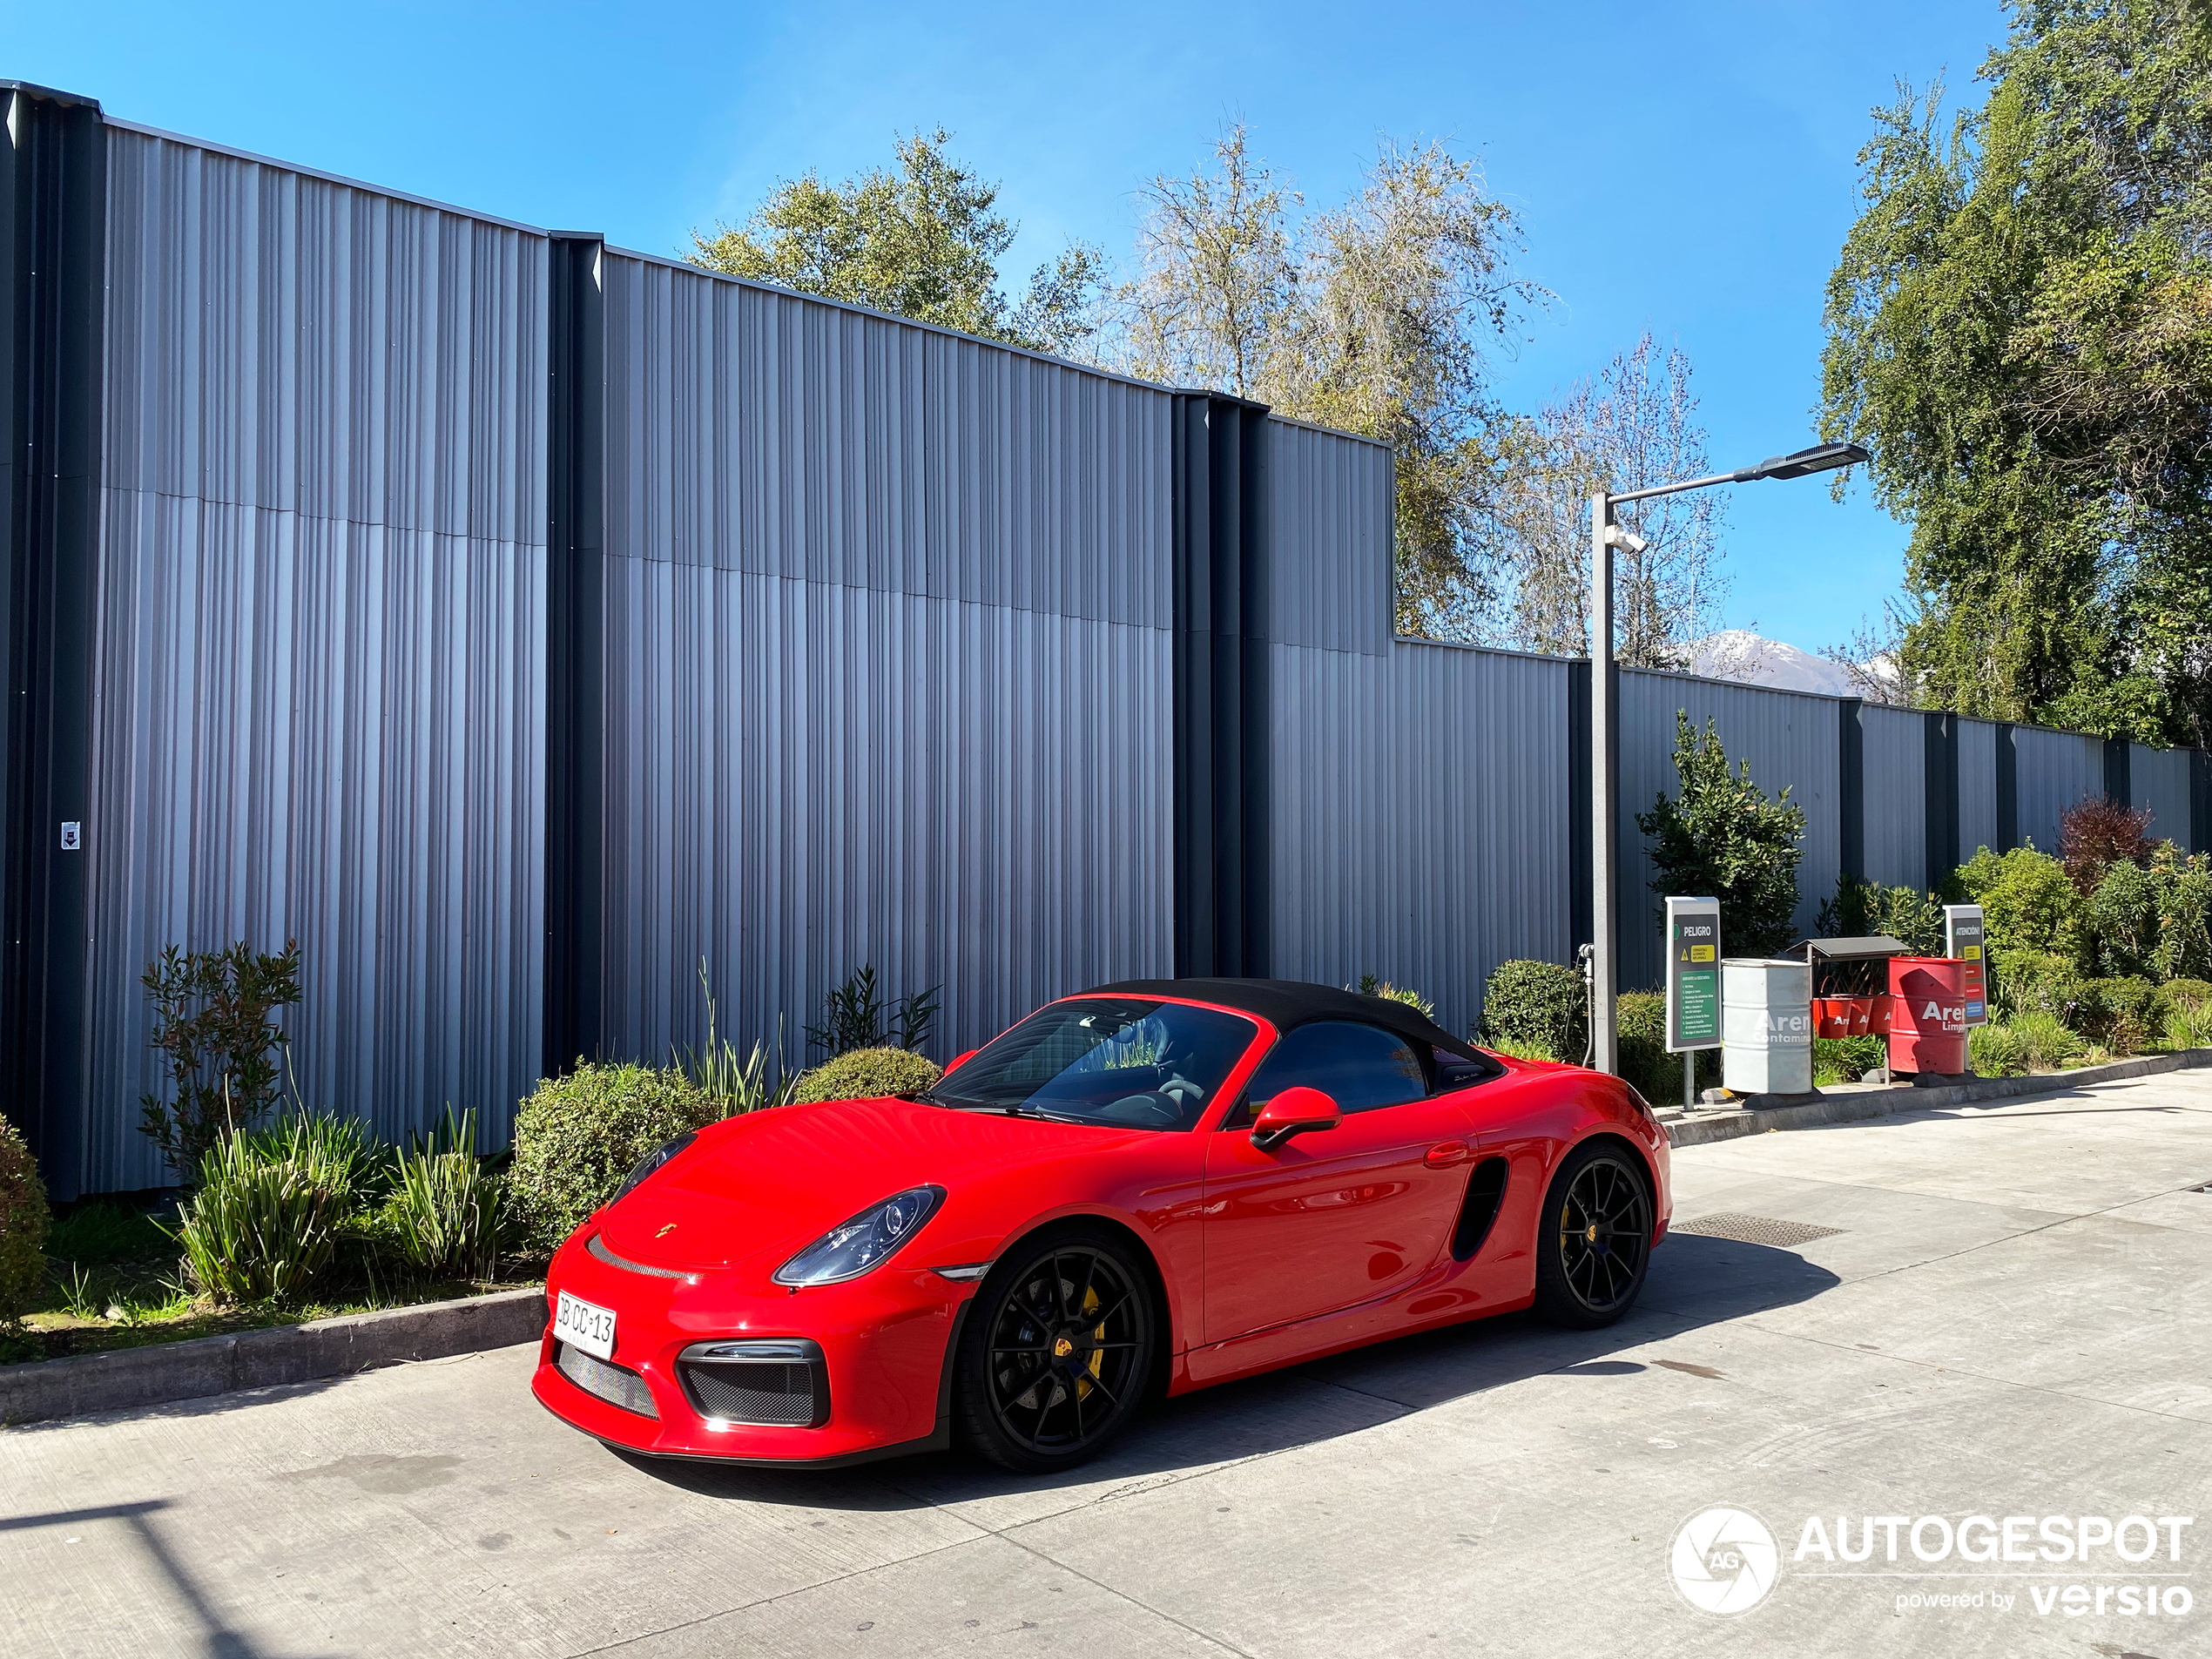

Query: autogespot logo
[1672,1507,1782,1615]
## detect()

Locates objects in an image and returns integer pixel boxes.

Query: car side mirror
[942,1049,977,1076]
[1250,1086,1343,1152]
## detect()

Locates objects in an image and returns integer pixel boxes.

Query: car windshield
[925,997,1257,1131]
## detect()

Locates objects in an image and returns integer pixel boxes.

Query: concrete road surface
[6,1072,2211,1658]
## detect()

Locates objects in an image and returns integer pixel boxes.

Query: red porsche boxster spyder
[531,978,1671,1473]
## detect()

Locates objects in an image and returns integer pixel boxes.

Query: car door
[1201,1021,1480,1344]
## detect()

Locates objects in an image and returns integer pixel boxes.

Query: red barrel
[1888,958,1968,1075]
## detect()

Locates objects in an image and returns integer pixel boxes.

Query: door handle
[1424,1140,1470,1169]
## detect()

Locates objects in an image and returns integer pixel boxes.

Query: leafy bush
[1635,711,1806,956]
[1479,960,1587,1063]
[1991,948,2076,1019]
[790,1046,943,1105]
[674,961,800,1115]
[2080,860,2159,979]
[0,1117,50,1329]
[1814,875,1946,954]
[2149,846,2212,982]
[508,1064,718,1254]
[2156,977,2212,1021]
[383,1112,508,1280]
[806,965,940,1057]
[1488,1036,1559,1063]
[2167,999,2212,1050]
[173,1128,347,1305]
[1968,1022,2028,1077]
[138,939,304,1177]
[1349,974,1434,1017]
[1813,1035,1889,1086]
[2058,796,2152,895]
[44,1201,171,1266]
[1959,846,2078,962]
[2071,976,2158,1052]
[234,1111,384,1209]
[1616,991,1719,1105]
[2010,1010,2083,1071]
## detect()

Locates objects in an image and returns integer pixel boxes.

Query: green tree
[691,128,1107,355]
[1636,712,1807,956]
[1116,127,1544,635]
[1820,2,2212,744]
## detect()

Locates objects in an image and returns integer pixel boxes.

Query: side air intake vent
[1451,1157,1509,1262]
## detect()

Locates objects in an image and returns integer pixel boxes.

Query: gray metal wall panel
[1618,671,1840,990]
[597,564,1174,1063]
[2014,726,2104,853]
[102,128,543,543]
[598,253,1179,1067]
[1266,420,1391,654]
[1265,641,1571,1041]
[2132,744,2192,846]
[601,253,1170,627]
[1859,705,1925,890]
[84,133,547,1190]
[1957,718,2000,858]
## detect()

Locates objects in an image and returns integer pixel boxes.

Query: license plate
[553,1290,616,1361]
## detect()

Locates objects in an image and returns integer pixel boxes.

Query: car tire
[1532,1140,1653,1330]
[954,1223,1157,1474]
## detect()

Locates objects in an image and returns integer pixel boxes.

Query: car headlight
[613,1132,697,1204]
[772,1185,946,1287]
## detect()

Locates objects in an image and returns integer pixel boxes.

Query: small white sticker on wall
[60,821,80,851]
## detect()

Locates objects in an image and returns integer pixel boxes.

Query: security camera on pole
[1587,442,1869,1076]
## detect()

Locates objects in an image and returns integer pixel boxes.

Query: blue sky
[8,1,2006,654]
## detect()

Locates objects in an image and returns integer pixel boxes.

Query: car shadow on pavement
[615,1233,1838,1513]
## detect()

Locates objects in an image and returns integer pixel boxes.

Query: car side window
[1241,1022,1429,1118]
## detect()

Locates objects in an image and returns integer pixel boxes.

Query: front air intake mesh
[678,1357,829,1427]
[555,1343,659,1419]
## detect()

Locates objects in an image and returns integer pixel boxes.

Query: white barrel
[1721,958,1814,1096]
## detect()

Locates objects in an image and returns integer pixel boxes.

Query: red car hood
[595,1096,1146,1272]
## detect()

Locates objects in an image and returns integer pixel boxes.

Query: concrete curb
[0,1285,547,1428]
[1660,1048,2212,1148]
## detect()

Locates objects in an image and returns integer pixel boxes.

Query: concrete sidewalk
[3,1072,2209,1658]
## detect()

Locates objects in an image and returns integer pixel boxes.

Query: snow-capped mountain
[1688,630,1892,698]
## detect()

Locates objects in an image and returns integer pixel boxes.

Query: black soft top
[1085,977,1481,1062]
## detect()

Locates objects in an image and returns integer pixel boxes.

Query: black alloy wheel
[955,1225,1155,1472]
[1533,1143,1653,1328]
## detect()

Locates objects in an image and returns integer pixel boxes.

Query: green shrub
[137,939,304,1178]
[1635,711,1806,956]
[1814,874,1946,955]
[2010,1010,2082,1071]
[44,1200,170,1266]
[2156,978,2212,1021]
[1616,991,1719,1105]
[806,965,940,1057]
[174,1129,347,1305]
[384,1112,507,1280]
[2167,1000,2212,1050]
[790,1046,943,1105]
[0,1117,50,1328]
[2149,849,2212,981]
[1479,961,1587,1062]
[1968,1023,2028,1077]
[1959,846,2079,962]
[1813,1035,1888,1086]
[1488,1036,1560,1063]
[674,961,800,1115]
[1991,948,2076,1020]
[1349,974,1434,1017]
[233,1111,383,1208]
[508,1064,718,1253]
[2071,976,2158,1052]
[2080,861,2159,979]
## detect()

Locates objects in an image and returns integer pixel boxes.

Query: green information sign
[1665,895,1723,1052]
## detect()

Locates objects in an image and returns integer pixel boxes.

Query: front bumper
[530,1229,974,1463]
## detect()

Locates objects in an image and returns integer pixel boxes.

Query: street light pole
[1585,442,1868,1077]
[1589,491,1618,1076]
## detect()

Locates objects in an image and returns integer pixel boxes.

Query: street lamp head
[1737,441,1871,482]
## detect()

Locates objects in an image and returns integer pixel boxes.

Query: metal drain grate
[1673,1212,1845,1248]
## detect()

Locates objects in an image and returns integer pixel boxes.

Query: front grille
[678,1341,829,1427]
[555,1342,659,1419]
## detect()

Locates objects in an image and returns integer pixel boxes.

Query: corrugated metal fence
[7,89,2207,1193]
